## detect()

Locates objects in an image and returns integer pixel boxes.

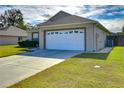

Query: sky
[0,5,124,33]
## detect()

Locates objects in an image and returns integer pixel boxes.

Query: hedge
[18,40,39,47]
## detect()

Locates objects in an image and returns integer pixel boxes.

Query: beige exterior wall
[27,32,32,40]
[0,36,18,45]
[29,23,108,52]
[27,30,39,40]
[85,24,94,52]
[0,26,27,45]
[39,23,95,52]
[93,26,108,51]
[39,30,44,49]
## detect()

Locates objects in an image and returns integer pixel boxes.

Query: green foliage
[0,45,27,57]
[6,9,23,26]
[114,37,119,46]
[122,26,124,33]
[17,22,28,30]
[0,9,26,29]
[18,40,39,47]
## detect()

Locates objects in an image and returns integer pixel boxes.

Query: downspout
[93,23,95,51]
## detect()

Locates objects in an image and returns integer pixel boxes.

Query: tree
[0,14,7,28]
[0,9,24,29]
[17,22,28,30]
[122,26,124,33]
[6,9,23,26]
[26,23,34,30]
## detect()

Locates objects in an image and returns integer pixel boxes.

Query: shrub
[114,38,119,46]
[18,40,39,47]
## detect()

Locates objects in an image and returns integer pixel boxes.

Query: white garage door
[46,29,85,50]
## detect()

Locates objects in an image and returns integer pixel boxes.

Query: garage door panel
[46,29,85,50]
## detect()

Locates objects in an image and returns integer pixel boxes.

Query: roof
[38,11,111,34]
[0,26,27,37]
[38,11,96,26]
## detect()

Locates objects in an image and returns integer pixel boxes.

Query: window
[55,32,58,34]
[18,37,22,41]
[69,31,73,34]
[32,32,39,42]
[47,33,50,35]
[74,31,78,33]
[60,32,63,34]
[51,32,54,34]
[80,31,83,33]
[65,32,68,34]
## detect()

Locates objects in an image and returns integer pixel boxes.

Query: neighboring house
[28,11,111,52]
[0,26,27,45]
[107,34,124,47]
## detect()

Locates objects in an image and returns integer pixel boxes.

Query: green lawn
[0,45,28,58]
[10,47,124,88]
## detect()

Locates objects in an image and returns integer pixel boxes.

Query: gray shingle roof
[38,11,111,33]
[0,26,27,36]
[38,11,96,26]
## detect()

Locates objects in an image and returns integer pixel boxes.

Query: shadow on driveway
[19,50,83,59]
[73,48,113,60]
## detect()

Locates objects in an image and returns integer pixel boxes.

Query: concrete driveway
[0,50,82,87]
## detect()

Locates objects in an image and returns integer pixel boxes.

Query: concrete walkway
[96,47,112,53]
[0,50,82,87]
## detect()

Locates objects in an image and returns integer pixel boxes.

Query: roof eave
[39,21,96,27]
[95,22,111,34]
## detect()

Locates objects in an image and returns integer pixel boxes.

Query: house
[0,26,27,45]
[28,11,111,52]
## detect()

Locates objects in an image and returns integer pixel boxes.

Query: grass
[0,45,28,58]
[10,46,124,88]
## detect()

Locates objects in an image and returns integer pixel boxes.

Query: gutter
[95,22,111,34]
[93,23,95,51]
[39,22,96,28]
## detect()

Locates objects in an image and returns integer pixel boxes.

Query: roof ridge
[48,10,71,22]
[37,11,72,26]
[38,11,103,27]
[72,15,96,22]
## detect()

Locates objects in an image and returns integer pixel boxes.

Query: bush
[114,38,119,46]
[18,40,39,47]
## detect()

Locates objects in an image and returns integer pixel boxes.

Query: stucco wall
[29,23,108,52]
[85,24,94,52]
[39,30,44,49]
[0,36,18,45]
[94,26,108,51]
[27,30,39,40]
[27,32,32,40]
